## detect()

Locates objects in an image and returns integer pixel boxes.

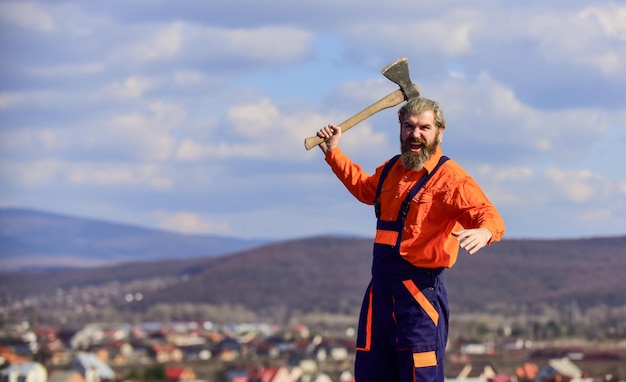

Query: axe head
[381,57,420,101]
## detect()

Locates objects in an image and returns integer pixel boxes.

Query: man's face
[400,110,443,171]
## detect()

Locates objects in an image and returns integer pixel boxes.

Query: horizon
[2,206,624,242]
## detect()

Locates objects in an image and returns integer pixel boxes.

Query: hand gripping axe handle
[303,56,420,150]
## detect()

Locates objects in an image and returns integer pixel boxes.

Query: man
[316,96,505,382]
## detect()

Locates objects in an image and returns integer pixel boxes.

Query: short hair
[398,97,446,130]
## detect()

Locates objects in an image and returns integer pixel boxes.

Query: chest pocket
[406,192,434,235]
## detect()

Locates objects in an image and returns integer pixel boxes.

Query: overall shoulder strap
[374,155,401,219]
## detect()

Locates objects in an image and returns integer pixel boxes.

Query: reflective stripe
[374,229,399,246]
[402,279,439,326]
[356,286,373,351]
[413,351,437,367]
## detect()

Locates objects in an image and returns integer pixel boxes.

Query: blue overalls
[355,155,450,382]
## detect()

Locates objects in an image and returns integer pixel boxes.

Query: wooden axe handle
[304,89,406,150]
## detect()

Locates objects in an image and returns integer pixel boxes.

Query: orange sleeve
[325,147,382,206]
[448,178,506,243]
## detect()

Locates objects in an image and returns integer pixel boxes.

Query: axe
[303,56,420,150]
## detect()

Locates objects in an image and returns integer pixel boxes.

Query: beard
[400,136,440,171]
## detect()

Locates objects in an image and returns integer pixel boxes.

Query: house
[165,366,196,382]
[0,347,28,365]
[148,343,183,363]
[98,340,134,365]
[225,371,248,382]
[249,366,290,382]
[213,338,242,362]
[225,366,302,382]
[179,344,212,361]
[254,340,281,359]
[48,371,86,382]
[515,362,539,380]
[48,348,74,366]
[307,374,334,382]
[0,361,47,382]
[69,352,116,382]
[297,359,318,375]
[488,376,513,382]
[460,342,494,355]
[310,337,354,364]
[535,357,594,382]
[338,371,355,382]
[446,361,497,381]
[314,341,350,362]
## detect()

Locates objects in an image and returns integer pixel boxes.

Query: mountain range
[0,208,270,270]
[0,208,625,317]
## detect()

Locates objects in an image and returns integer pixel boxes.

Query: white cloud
[0,128,68,156]
[228,98,282,139]
[0,160,61,188]
[480,166,534,182]
[173,71,207,86]
[175,140,211,161]
[175,139,270,161]
[130,22,184,63]
[66,163,172,189]
[102,76,160,100]
[346,15,475,57]
[1,159,171,190]
[0,91,66,110]
[528,4,626,76]
[433,73,610,162]
[109,22,313,68]
[211,26,313,60]
[586,3,626,40]
[0,1,55,32]
[155,211,232,235]
[101,102,185,161]
[544,168,597,203]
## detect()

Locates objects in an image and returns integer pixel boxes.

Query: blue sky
[1,0,625,241]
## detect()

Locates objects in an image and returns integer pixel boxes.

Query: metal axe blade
[381,57,420,100]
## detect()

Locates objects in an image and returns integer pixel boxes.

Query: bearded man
[316,96,505,382]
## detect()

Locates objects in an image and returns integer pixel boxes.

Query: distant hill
[0,208,270,270]
[1,234,624,317]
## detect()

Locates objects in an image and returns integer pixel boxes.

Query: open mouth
[409,142,424,151]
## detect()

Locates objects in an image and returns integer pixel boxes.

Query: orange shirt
[325,145,505,268]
